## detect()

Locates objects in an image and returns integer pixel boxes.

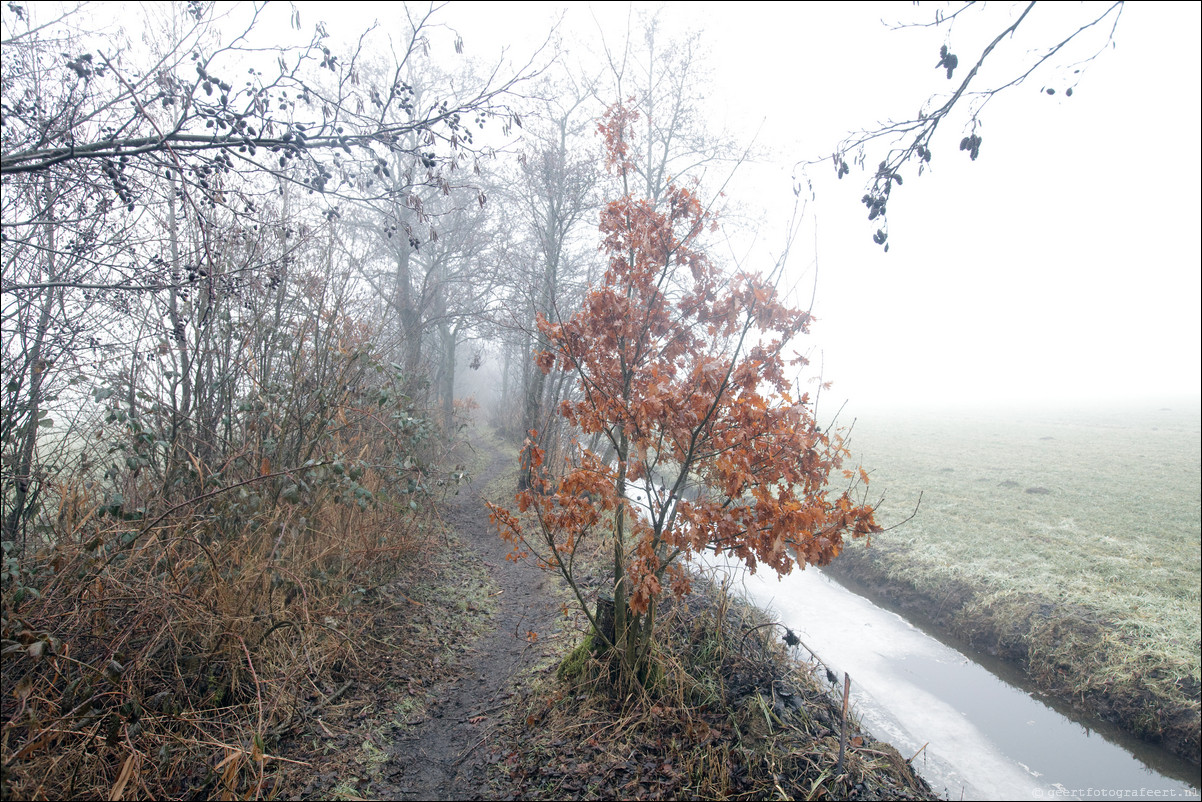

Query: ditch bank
[494,570,938,801]
[821,543,1201,767]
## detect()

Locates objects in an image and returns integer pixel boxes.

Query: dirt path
[374,439,561,800]
[279,433,937,801]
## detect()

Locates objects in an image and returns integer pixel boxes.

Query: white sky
[291,2,1202,409]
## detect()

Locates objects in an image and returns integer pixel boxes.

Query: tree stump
[594,593,616,651]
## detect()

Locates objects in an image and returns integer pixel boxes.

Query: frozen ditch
[701,555,1201,801]
[622,475,1199,799]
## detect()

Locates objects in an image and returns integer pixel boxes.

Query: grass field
[826,398,1201,760]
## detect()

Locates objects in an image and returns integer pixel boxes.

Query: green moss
[557,632,595,681]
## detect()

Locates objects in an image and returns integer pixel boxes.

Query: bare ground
[376,440,560,800]
[276,432,564,800]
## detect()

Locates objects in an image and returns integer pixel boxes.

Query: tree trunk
[4,178,58,548]
[3,286,54,549]
[162,176,193,493]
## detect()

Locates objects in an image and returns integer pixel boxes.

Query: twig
[101,462,333,567]
[880,490,922,534]
[457,698,513,723]
[267,679,354,738]
[837,672,850,773]
[453,733,490,766]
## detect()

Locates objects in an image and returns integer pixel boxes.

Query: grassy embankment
[475,428,936,800]
[825,402,1201,763]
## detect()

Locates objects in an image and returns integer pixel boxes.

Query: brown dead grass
[1,437,459,801]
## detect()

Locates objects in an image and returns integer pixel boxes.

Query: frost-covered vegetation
[833,401,1201,760]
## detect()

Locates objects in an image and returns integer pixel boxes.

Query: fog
[419,1,1201,413]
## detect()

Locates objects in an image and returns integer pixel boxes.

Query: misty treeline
[3,2,519,552]
[0,1,751,552]
[0,0,1130,570]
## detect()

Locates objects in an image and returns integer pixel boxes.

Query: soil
[378,442,561,800]
[276,435,565,800]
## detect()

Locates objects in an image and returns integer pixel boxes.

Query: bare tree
[0,0,541,542]
[500,78,601,482]
[598,10,743,206]
[0,3,535,200]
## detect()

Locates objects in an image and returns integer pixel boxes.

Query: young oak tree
[488,102,881,684]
